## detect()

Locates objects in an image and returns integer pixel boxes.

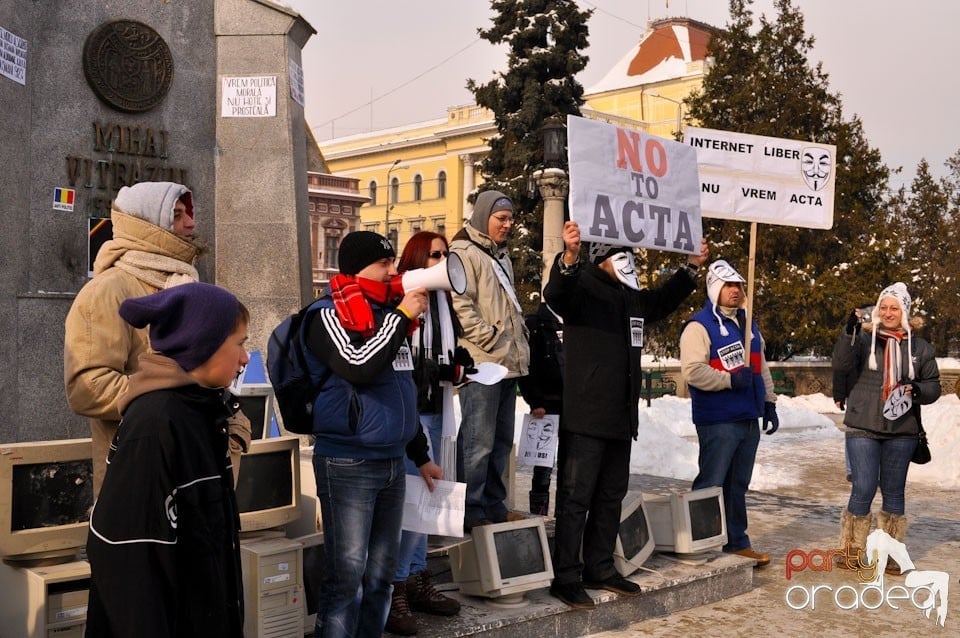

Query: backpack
[266,298,330,434]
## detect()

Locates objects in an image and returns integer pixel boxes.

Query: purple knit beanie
[119,282,240,371]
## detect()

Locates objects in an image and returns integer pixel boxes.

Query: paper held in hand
[517,414,559,468]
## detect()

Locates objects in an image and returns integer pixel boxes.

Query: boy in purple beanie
[85,282,250,638]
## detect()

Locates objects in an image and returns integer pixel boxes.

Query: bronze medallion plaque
[83,20,174,113]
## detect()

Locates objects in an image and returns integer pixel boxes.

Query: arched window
[413,175,423,202]
[369,181,377,206]
[390,177,400,204]
[437,171,447,198]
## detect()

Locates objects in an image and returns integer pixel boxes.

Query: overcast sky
[282,0,958,188]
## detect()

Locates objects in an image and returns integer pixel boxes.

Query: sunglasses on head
[429,250,449,259]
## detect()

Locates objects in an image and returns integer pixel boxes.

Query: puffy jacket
[449,223,529,378]
[86,353,243,638]
[833,328,940,436]
[304,295,420,459]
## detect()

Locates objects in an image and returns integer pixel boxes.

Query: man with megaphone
[449,190,531,532]
[300,230,443,637]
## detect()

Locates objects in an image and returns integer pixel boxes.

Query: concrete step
[407,551,754,638]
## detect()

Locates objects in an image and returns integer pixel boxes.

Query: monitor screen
[0,438,94,562]
[619,504,651,558]
[234,436,301,533]
[235,451,293,513]
[689,495,723,542]
[493,526,546,579]
[12,460,93,531]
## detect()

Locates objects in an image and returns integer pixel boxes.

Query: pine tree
[645,0,892,360]
[467,0,591,308]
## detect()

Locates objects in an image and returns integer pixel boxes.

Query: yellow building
[318,18,718,257]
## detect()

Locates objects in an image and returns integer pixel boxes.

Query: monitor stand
[484,592,530,609]
[658,551,715,566]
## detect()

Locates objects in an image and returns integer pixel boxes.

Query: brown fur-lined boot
[835,509,873,570]
[878,510,909,575]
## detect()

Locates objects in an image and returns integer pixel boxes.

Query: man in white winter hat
[680,259,779,567]
[64,181,250,495]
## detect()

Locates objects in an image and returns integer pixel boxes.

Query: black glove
[730,368,753,391]
[437,364,464,383]
[763,401,779,435]
[453,346,475,369]
[845,310,861,336]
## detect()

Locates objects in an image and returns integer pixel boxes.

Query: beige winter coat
[64,209,205,493]
[449,223,529,378]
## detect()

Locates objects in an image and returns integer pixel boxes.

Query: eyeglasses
[491,214,514,225]
[428,250,449,259]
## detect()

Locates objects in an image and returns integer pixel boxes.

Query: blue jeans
[394,412,442,581]
[456,379,517,526]
[693,420,760,552]
[313,452,405,638]
[846,436,916,516]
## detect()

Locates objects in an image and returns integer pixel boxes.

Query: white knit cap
[868,282,914,377]
[706,260,746,336]
[113,181,192,231]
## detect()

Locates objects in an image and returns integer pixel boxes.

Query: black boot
[529,490,550,516]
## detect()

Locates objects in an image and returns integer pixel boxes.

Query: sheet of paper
[401,476,466,538]
[517,414,559,468]
[465,361,508,386]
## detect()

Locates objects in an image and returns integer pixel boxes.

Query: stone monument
[0,0,314,443]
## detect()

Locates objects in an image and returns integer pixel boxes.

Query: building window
[438,171,446,198]
[413,175,423,201]
[369,181,377,206]
[390,177,400,204]
[434,218,446,235]
[387,226,398,249]
[324,235,339,269]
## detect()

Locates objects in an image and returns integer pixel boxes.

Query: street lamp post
[646,92,683,136]
[536,117,569,292]
[384,158,404,248]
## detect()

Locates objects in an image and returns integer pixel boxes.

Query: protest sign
[567,114,702,255]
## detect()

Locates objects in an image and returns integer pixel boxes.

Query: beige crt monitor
[0,558,90,638]
[0,438,93,563]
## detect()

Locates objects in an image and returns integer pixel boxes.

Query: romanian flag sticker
[53,187,76,212]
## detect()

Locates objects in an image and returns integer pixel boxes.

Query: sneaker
[549,582,596,610]
[729,547,771,567]
[406,570,460,616]
[582,574,642,597]
[384,581,417,636]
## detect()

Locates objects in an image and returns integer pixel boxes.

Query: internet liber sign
[567,115,702,256]
[685,126,836,229]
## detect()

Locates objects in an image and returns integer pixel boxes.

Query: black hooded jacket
[544,254,696,440]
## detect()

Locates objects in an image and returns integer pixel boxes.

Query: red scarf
[875,328,905,402]
[329,274,417,337]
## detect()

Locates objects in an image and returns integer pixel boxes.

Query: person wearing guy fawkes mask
[544,220,708,609]
[680,259,779,568]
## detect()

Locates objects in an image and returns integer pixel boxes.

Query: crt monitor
[232,382,276,440]
[644,486,727,557]
[613,492,656,576]
[234,436,302,533]
[0,438,94,563]
[449,517,554,603]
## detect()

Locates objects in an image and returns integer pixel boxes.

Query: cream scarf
[113,250,199,289]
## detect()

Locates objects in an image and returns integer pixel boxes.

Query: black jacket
[518,303,564,415]
[86,354,243,638]
[544,255,696,440]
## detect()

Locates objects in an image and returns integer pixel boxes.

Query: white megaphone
[398,252,468,295]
